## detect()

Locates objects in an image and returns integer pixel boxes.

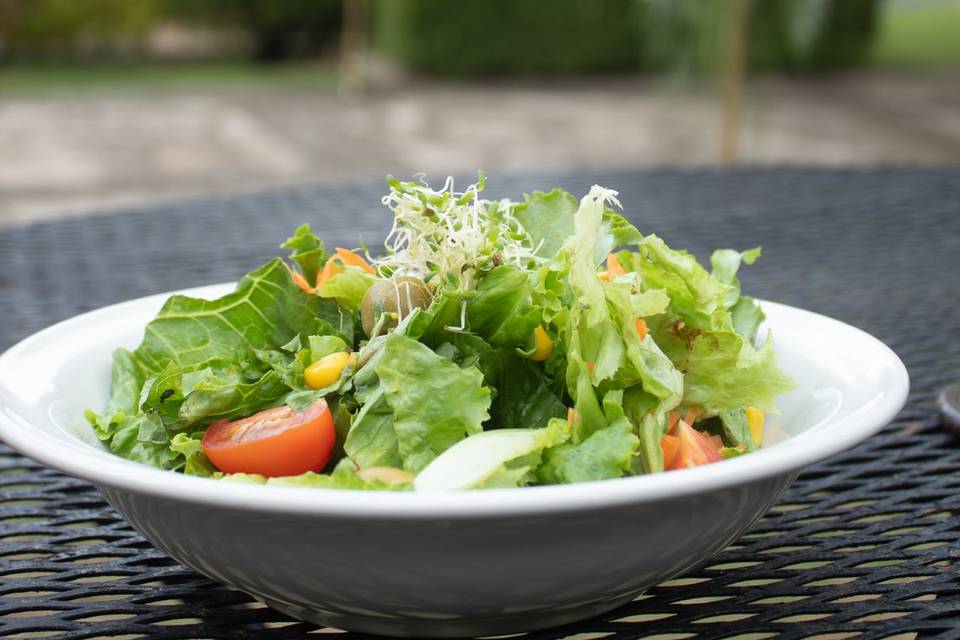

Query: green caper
[360,275,433,337]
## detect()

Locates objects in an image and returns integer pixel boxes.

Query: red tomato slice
[664,420,723,471]
[661,434,680,469]
[201,400,335,477]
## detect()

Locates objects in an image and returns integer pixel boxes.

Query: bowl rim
[0,285,909,519]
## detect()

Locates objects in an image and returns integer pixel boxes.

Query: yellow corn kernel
[530,325,553,361]
[597,270,611,282]
[305,351,353,389]
[746,406,765,446]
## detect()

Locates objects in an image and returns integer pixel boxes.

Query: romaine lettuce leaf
[491,351,567,431]
[374,334,491,473]
[466,266,541,347]
[134,259,338,375]
[343,387,403,469]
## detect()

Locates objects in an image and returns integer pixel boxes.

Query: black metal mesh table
[1,167,959,639]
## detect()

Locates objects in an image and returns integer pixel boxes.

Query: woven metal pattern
[1,168,958,639]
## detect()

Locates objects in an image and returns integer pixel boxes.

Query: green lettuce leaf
[675,332,795,415]
[538,395,638,484]
[604,282,682,413]
[281,223,327,284]
[134,259,334,375]
[711,247,764,342]
[514,189,577,258]
[466,266,541,347]
[169,433,216,476]
[266,459,410,491]
[623,235,735,331]
[562,186,626,440]
[318,265,375,311]
[731,296,766,344]
[108,413,181,470]
[374,334,491,473]
[344,387,403,469]
[718,408,757,451]
[491,352,567,431]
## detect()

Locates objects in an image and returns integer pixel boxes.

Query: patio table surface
[1,167,958,639]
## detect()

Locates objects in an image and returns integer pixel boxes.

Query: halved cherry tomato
[201,400,335,477]
[664,420,723,471]
[661,434,680,469]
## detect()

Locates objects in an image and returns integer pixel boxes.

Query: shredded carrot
[567,407,579,425]
[596,270,611,282]
[606,253,626,277]
[635,317,648,340]
[334,247,376,274]
[585,361,595,373]
[284,262,317,294]
[684,406,700,426]
[315,258,339,289]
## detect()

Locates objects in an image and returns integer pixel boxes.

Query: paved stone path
[1,70,958,226]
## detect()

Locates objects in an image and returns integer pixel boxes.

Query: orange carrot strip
[635,317,648,340]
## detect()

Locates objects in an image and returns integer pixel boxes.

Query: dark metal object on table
[1,168,959,639]
[940,383,960,436]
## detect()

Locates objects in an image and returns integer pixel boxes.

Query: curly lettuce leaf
[561,186,627,440]
[711,247,765,342]
[467,266,541,347]
[622,236,735,331]
[674,332,795,415]
[514,188,642,262]
[374,334,491,473]
[169,433,216,476]
[604,282,682,413]
[538,392,638,484]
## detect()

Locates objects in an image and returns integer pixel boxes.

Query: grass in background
[873,0,960,67]
[0,61,337,95]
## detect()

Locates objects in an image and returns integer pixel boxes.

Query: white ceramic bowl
[0,285,909,638]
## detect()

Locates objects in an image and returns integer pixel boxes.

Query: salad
[87,174,794,491]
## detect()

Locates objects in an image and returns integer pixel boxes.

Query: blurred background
[0,0,957,226]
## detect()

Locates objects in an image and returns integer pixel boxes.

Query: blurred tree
[375,0,645,75]
[0,0,160,60]
[377,0,879,76]
[161,0,341,61]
